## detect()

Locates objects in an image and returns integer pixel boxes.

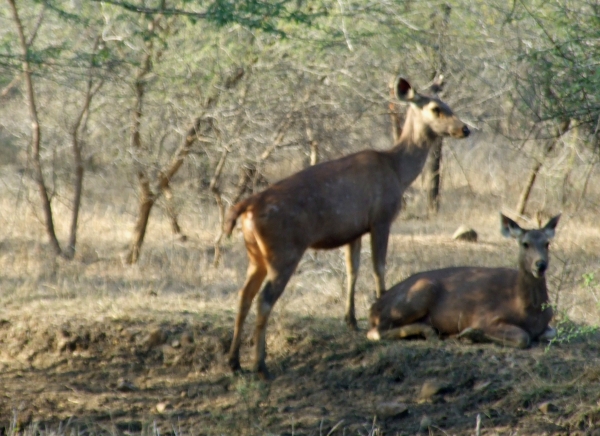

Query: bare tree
[8,0,61,256]
[516,119,570,215]
[124,16,247,264]
[425,4,451,214]
[65,37,105,259]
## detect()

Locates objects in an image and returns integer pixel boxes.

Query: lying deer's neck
[516,268,548,310]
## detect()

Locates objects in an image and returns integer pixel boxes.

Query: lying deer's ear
[395,76,415,102]
[543,214,561,239]
[500,213,523,239]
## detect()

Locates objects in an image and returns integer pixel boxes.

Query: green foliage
[513,0,600,130]
[546,305,598,350]
[204,0,323,35]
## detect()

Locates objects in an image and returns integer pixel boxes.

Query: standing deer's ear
[395,76,415,102]
[542,214,561,239]
[500,213,523,239]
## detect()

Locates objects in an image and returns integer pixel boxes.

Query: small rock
[171,339,181,349]
[180,331,194,346]
[121,328,139,342]
[155,402,170,413]
[473,380,492,392]
[420,415,432,430]
[56,330,77,353]
[538,401,558,414]
[376,402,408,419]
[418,380,443,401]
[143,327,167,348]
[116,378,137,392]
[452,225,478,242]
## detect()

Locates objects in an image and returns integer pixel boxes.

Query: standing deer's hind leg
[253,256,301,380]
[344,238,361,330]
[228,261,267,372]
[370,222,392,298]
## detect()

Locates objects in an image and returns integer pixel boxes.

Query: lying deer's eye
[432,107,441,116]
[522,242,529,249]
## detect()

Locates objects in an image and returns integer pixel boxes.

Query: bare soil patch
[1,311,600,435]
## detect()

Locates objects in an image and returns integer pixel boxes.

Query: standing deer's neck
[516,267,548,310]
[387,107,438,185]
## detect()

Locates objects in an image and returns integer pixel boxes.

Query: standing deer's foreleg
[228,261,267,372]
[344,238,361,330]
[459,324,531,349]
[253,257,300,380]
[370,222,392,298]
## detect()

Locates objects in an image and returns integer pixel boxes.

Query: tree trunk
[124,48,152,264]
[66,38,103,259]
[515,120,570,215]
[304,110,319,166]
[210,145,231,267]
[8,0,62,256]
[426,138,443,213]
[426,4,451,214]
[126,179,155,264]
[162,184,186,241]
[516,161,542,216]
[388,79,404,144]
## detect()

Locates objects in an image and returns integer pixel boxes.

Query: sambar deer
[224,77,470,378]
[368,214,560,348]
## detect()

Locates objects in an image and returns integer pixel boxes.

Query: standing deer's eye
[522,242,529,249]
[432,106,441,116]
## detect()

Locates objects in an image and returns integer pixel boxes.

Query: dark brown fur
[368,214,561,348]
[226,77,471,378]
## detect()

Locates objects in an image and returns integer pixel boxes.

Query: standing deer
[368,214,560,347]
[224,77,471,378]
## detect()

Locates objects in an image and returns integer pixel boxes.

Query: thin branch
[90,0,208,18]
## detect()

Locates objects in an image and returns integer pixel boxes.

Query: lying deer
[224,77,471,378]
[368,214,560,348]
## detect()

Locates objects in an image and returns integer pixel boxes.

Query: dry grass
[1,139,600,435]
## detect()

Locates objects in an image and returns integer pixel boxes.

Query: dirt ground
[1,308,600,436]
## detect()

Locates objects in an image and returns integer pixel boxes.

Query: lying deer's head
[501,213,561,279]
[394,76,470,139]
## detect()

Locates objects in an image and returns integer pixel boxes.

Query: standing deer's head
[501,213,561,279]
[394,76,470,139]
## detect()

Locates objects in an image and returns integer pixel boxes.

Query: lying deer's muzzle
[533,260,548,278]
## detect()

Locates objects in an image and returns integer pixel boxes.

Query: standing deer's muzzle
[449,123,470,138]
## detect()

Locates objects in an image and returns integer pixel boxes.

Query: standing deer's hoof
[345,314,359,331]
[228,355,242,373]
[254,361,273,381]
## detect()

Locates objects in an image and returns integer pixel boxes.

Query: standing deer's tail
[224,198,252,237]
